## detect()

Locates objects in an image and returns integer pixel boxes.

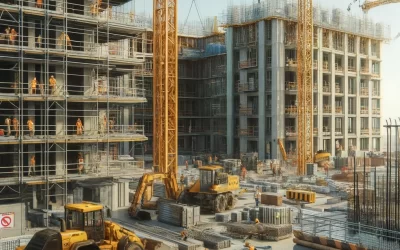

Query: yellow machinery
[362,0,400,11]
[128,0,240,218]
[16,202,151,250]
[128,165,240,217]
[286,190,316,203]
[184,165,240,212]
[314,150,331,168]
[277,139,287,161]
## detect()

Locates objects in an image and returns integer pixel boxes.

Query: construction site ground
[110,164,353,250]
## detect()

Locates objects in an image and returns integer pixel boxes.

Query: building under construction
[0,0,391,238]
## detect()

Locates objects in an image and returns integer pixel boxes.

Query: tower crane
[128,0,240,218]
[296,0,314,176]
[361,0,400,11]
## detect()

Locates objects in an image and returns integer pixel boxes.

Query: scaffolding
[0,0,149,229]
[221,0,390,40]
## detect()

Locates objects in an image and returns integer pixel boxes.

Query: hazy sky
[134,0,400,122]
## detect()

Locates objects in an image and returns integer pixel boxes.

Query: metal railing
[238,59,257,69]
[295,211,400,250]
[285,81,297,91]
[285,105,297,115]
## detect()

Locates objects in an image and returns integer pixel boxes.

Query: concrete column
[55,0,64,12]
[28,22,35,48]
[32,186,38,208]
[73,186,83,203]
[330,49,335,154]
[123,106,130,155]
[343,34,349,150]
[226,28,234,157]
[111,183,118,211]
[355,36,361,149]
[239,49,248,154]
[257,21,266,160]
[27,65,35,170]
[271,19,285,159]
[317,27,324,151]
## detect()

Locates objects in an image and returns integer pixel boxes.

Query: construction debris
[223,222,293,241]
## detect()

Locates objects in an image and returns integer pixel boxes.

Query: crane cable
[182,0,206,34]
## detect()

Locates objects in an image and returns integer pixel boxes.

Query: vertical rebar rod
[353,153,356,222]
[363,152,366,218]
[374,166,377,226]
[385,120,389,229]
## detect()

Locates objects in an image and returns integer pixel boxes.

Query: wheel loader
[16,202,157,250]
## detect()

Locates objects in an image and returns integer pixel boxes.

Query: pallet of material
[158,198,200,227]
[258,206,292,225]
[261,192,282,206]
[215,213,230,222]
[223,222,292,241]
[188,228,231,249]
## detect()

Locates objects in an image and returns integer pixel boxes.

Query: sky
[133,0,400,123]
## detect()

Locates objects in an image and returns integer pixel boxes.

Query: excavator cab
[65,203,105,243]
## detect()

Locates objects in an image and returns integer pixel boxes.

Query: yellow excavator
[16,202,153,250]
[128,165,240,218]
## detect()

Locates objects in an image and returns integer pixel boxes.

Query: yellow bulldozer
[16,202,152,250]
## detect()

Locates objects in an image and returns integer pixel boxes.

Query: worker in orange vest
[5,118,11,136]
[36,0,43,8]
[27,119,34,136]
[30,77,37,94]
[10,28,17,45]
[76,118,84,135]
[49,75,57,95]
[29,155,36,176]
[180,230,188,241]
[241,165,247,180]
[12,118,19,137]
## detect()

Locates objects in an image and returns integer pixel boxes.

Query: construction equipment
[16,202,149,250]
[277,139,287,161]
[128,0,240,218]
[361,0,400,11]
[296,0,314,176]
[184,165,240,212]
[314,150,331,168]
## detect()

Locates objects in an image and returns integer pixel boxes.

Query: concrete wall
[0,203,25,238]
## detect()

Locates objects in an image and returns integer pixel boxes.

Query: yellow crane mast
[296,0,313,176]
[153,0,179,196]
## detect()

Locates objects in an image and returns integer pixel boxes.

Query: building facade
[224,1,387,160]
[0,0,149,236]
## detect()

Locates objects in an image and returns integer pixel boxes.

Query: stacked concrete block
[215,213,230,222]
[188,228,231,249]
[158,199,200,227]
[249,208,259,221]
[261,193,282,206]
[241,211,249,221]
[230,211,242,222]
[258,206,292,225]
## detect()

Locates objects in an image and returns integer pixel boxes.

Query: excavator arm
[128,172,181,218]
[277,139,288,161]
[362,0,400,11]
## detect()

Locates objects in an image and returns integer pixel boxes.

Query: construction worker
[49,75,56,95]
[254,187,261,207]
[77,152,84,174]
[180,174,185,188]
[27,119,34,137]
[5,26,10,44]
[10,28,17,45]
[12,118,19,138]
[30,77,37,94]
[244,242,255,250]
[208,155,212,164]
[76,118,84,135]
[36,34,42,48]
[214,155,218,163]
[5,117,11,136]
[180,230,188,241]
[185,160,188,170]
[109,118,115,133]
[57,32,72,50]
[241,165,247,180]
[36,0,43,8]
[102,115,107,135]
[29,155,35,176]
